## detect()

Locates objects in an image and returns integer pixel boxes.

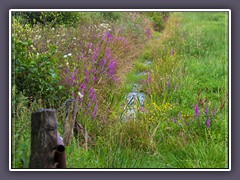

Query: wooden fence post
[63,100,78,146]
[29,109,66,168]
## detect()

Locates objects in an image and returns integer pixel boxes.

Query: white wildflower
[68,53,72,56]
[57,34,60,37]
[47,40,50,43]
[66,62,69,66]
[73,37,76,40]
[52,27,55,30]
[78,92,84,98]
[88,49,92,53]
[63,55,67,58]
[100,23,109,29]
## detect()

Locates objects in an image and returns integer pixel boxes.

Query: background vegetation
[11,11,229,168]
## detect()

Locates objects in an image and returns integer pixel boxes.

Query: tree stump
[29,109,59,168]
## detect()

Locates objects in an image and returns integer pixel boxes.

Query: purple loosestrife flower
[89,88,96,101]
[108,59,117,81]
[194,104,200,117]
[72,92,75,99]
[106,32,112,39]
[106,48,111,60]
[206,118,211,128]
[101,33,107,41]
[65,68,69,74]
[102,117,106,124]
[88,43,93,49]
[140,106,145,112]
[92,103,98,119]
[70,71,77,85]
[92,46,100,60]
[100,58,107,69]
[80,83,86,91]
[88,88,97,109]
[146,28,152,39]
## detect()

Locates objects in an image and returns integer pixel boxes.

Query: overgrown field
[11,11,229,169]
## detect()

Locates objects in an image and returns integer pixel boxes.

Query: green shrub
[143,12,170,31]
[12,12,81,27]
[100,12,122,21]
[12,18,65,105]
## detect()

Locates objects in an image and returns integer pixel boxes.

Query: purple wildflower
[174,117,177,123]
[102,117,106,124]
[72,91,75,99]
[106,48,111,60]
[170,50,174,56]
[88,43,93,49]
[146,28,152,39]
[70,71,76,85]
[206,118,211,128]
[100,58,107,70]
[108,59,117,81]
[80,83,86,91]
[92,46,100,59]
[89,88,96,100]
[147,89,151,94]
[167,81,171,87]
[194,104,200,117]
[139,106,145,112]
[65,68,69,74]
[123,38,129,46]
[106,32,112,39]
[92,103,98,119]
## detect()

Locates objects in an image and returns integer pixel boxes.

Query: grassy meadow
[11,11,229,169]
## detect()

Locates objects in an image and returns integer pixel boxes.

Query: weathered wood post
[63,100,78,146]
[29,109,66,168]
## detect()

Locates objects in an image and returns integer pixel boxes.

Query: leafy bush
[143,12,170,31]
[12,18,65,105]
[12,12,81,27]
